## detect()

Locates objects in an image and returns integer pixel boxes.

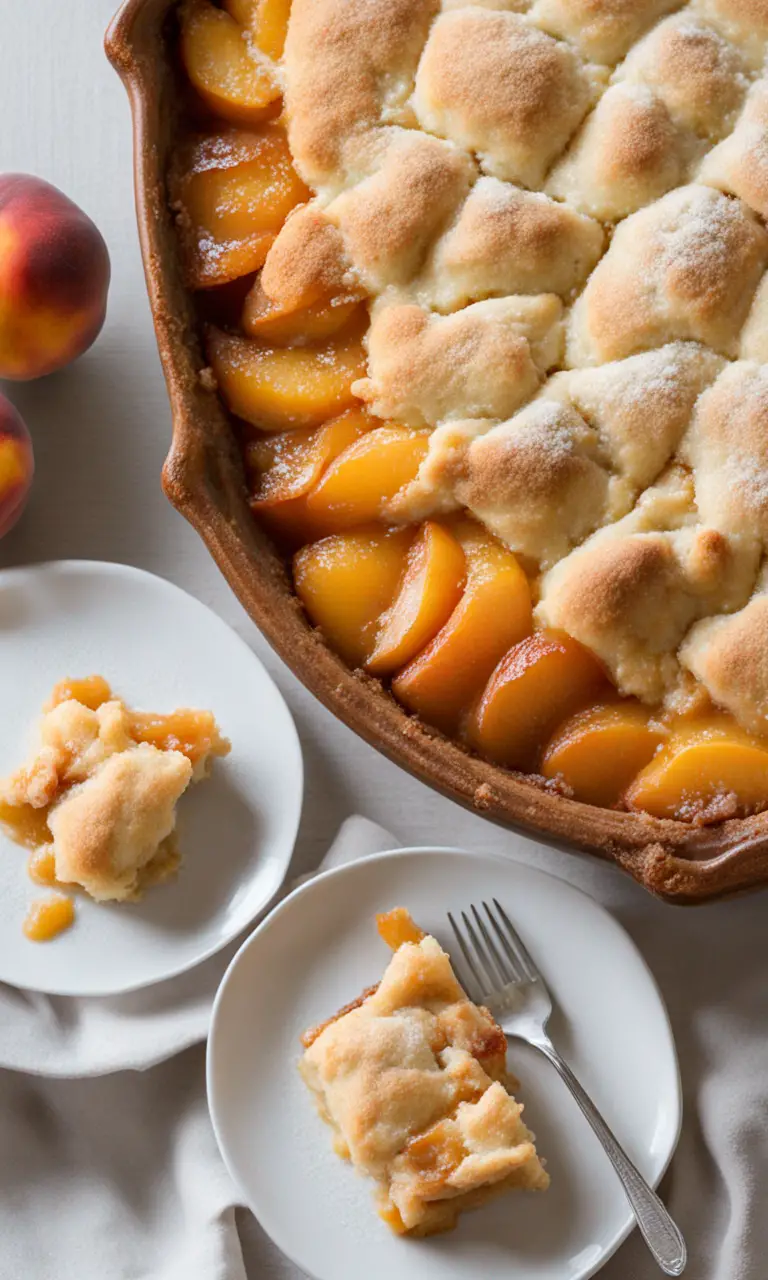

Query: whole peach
[0,174,110,380]
[0,392,33,537]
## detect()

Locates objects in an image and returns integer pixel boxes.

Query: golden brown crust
[546,83,690,221]
[683,361,768,539]
[537,470,761,702]
[284,0,439,187]
[325,129,474,291]
[528,0,682,65]
[49,744,193,902]
[567,184,768,365]
[699,80,768,219]
[458,401,612,568]
[417,177,604,309]
[413,9,601,187]
[260,203,358,309]
[619,14,750,140]
[695,0,768,65]
[354,295,563,427]
[681,589,768,733]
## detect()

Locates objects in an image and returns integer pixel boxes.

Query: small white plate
[0,560,302,995]
[208,847,681,1280]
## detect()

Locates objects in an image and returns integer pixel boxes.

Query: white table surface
[2,5,767,1279]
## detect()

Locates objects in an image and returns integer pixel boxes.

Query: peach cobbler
[0,676,229,939]
[299,909,548,1235]
[170,0,768,824]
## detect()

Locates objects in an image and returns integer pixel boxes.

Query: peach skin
[0,174,110,380]
[0,392,34,537]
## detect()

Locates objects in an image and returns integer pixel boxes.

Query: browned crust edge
[104,0,768,904]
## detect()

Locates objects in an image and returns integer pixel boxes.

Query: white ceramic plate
[0,560,302,995]
[209,847,681,1280]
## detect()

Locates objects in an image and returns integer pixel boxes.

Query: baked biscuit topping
[173,0,768,822]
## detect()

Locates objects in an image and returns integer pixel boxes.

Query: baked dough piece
[395,343,722,538]
[567,184,768,365]
[391,419,491,522]
[456,400,613,567]
[0,699,133,810]
[681,576,768,733]
[416,177,604,310]
[442,0,530,7]
[527,0,681,65]
[544,343,724,491]
[740,272,768,361]
[325,129,474,292]
[48,745,192,903]
[682,361,768,541]
[698,79,768,218]
[536,470,760,702]
[546,83,691,220]
[451,343,722,567]
[260,204,358,311]
[300,915,548,1235]
[353,295,563,426]
[617,13,751,141]
[283,0,439,188]
[413,9,601,188]
[693,0,768,68]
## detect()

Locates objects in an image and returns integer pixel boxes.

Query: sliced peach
[242,277,362,345]
[172,129,309,289]
[223,0,292,60]
[294,526,413,666]
[246,408,373,543]
[179,0,281,126]
[245,408,373,504]
[541,702,666,808]
[46,674,113,711]
[468,631,608,771]
[625,720,768,820]
[367,522,466,675]
[303,426,430,534]
[392,524,532,734]
[376,907,425,950]
[206,313,367,430]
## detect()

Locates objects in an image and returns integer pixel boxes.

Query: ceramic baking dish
[105,0,768,902]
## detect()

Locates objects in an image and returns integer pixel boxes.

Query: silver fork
[448,899,686,1276]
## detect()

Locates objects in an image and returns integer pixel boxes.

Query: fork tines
[448,898,538,1000]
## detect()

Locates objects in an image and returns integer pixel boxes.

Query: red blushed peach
[0,175,110,380]
[0,392,33,536]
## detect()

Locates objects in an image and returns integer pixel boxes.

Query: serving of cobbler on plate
[0,675,229,940]
[299,908,548,1236]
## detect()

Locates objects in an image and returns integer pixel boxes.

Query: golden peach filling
[23,895,75,943]
[170,0,768,826]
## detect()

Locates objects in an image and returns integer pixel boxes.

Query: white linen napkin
[1,815,766,1280]
[0,815,392,1280]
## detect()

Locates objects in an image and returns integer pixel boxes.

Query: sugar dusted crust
[261,0,768,741]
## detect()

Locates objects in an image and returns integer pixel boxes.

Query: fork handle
[532,1036,686,1276]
